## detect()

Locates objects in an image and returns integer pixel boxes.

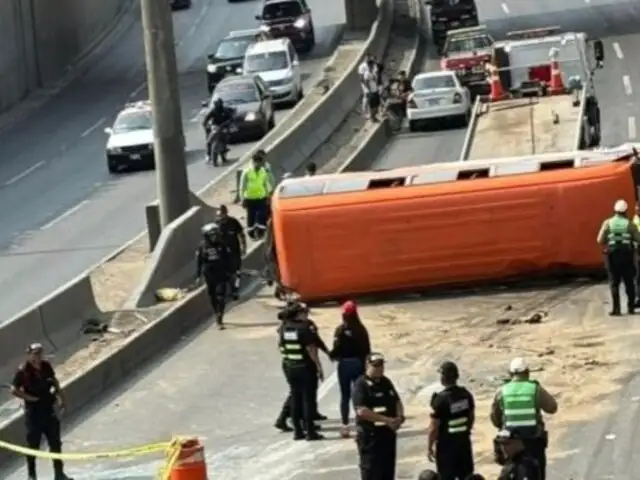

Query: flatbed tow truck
[463,27,605,161]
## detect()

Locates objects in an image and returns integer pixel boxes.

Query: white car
[104,101,154,173]
[241,38,303,107]
[406,71,471,131]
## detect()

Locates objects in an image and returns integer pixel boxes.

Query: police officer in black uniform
[496,429,542,480]
[427,361,475,480]
[352,352,405,480]
[215,204,246,300]
[278,304,324,441]
[275,302,330,432]
[196,223,232,329]
[11,343,73,480]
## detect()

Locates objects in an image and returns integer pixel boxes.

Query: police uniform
[216,213,245,298]
[12,346,72,480]
[602,214,637,314]
[240,161,272,240]
[352,360,402,480]
[496,429,542,480]
[278,315,322,440]
[430,384,475,480]
[633,212,640,305]
[196,224,232,328]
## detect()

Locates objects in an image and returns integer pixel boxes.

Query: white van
[242,38,303,106]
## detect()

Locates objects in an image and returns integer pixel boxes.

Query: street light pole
[140,0,190,228]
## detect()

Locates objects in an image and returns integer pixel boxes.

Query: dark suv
[427,0,479,53]
[255,0,315,53]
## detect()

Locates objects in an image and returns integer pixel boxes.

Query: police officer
[427,361,475,480]
[490,358,557,480]
[275,302,330,432]
[216,204,246,300]
[495,429,542,480]
[278,302,324,441]
[596,199,640,315]
[11,343,73,480]
[352,352,405,480]
[202,97,235,165]
[196,223,232,329]
[239,150,273,240]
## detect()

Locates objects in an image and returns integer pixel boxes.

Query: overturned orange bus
[270,152,638,302]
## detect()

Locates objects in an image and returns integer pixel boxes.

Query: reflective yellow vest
[244,168,269,200]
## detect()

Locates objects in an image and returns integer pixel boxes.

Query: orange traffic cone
[487,62,506,102]
[170,438,208,480]
[548,59,566,95]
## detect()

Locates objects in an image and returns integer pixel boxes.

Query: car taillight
[407,99,417,108]
[452,92,462,104]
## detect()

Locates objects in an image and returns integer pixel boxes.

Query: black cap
[367,352,385,364]
[417,470,440,480]
[438,361,459,378]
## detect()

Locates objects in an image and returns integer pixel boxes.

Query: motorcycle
[205,119,234,166]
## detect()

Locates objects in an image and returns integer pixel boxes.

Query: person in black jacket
[330,300,371,438]
[496,429,542,480]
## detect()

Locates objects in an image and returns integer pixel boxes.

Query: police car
[104,101,155,173]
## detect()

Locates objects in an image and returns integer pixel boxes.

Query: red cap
[342,300,357,315]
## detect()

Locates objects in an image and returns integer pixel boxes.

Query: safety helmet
[282,172,293,180]
[614,199,628,213]
[214,97,224,107]
[201,222,219,236]
[508,357,529,374]
[342,300,358,315]
[438,360,459,379]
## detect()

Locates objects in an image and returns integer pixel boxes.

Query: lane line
[40,200,90,230]
[623,75,633,96]
[81,117,106,138]
[129,82,146,99]
[501,2,510,14]
[629,116,637,140]
[3,161,45,186]
[613,42,624,59]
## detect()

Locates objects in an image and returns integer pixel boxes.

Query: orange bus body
[272,161,636,301]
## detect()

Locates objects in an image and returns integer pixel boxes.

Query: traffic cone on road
[548,58,566,95]
[170,438,208,480]
[487,62,506,102]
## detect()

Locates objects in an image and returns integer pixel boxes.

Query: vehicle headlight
[293,18,306,29]
[108,147,122,154]
[245,112,257,121]
[206,64,218,74]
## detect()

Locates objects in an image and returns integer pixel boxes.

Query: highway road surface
[0,0,345,323]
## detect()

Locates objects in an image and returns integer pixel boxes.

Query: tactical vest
[279,321,307,367]
[607,215,632,249]
[501,381,538,432]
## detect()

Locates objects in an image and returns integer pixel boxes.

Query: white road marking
[81,117,106,137]
[613,42,624,59]
[629,116,637,140]
[40,200,90,230]
[623,75,633,96]
[317,370,338,400]
[129,82,146,99]
[187,24,197,38]
[501,2,510,14]
[4,161,45,186]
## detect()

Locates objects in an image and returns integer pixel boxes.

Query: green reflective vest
[501,380,538,429]
[244,168,269,200]
[607,215,632,248]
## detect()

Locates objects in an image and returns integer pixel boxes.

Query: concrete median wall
[0,0,131,113]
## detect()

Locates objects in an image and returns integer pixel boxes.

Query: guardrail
[458,95,482,161]
[0,0,398,467]
[572,86,589,151]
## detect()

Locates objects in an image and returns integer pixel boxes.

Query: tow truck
[425,0,479,54]
[440,25,494,98]
[463,27,605,162]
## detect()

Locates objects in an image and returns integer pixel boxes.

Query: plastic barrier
[271,159,636,301]
[0,435,193,479]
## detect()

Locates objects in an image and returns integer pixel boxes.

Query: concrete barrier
[131,206,204,308]
[458,96,483,161]
[0,0,132,113]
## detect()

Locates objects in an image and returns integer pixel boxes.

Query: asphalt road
[0,0,344,323]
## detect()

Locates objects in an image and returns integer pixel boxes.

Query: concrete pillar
[345,0,378,30]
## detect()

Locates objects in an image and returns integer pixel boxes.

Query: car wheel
[298,85,304,101]
[460,109,471,127]
[408,120,418,132]
[268,114,275,130]
[107,162,118,174]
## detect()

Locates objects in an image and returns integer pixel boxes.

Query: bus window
[457,168,489,180]
[368,177,406,189]
[539,160,575,171]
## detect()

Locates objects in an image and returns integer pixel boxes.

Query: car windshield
[214,38,253,60]
[262,1,302,19]
[445,35,492,54]
[244,52,288,73]
[413,75,456,90]
[112,110,152,133]
[213,82,259,104]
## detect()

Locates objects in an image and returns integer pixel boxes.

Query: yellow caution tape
[0,439,172,461]
[158,442,182,480]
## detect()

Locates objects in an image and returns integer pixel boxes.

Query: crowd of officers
[276,299,558,480]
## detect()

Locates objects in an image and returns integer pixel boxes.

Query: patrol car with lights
[104,101,155,173]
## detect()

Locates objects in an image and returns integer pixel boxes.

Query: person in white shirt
[358,55,378,117]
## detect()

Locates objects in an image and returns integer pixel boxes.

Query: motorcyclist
[196,223,233,329]
[202,97,235,165]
